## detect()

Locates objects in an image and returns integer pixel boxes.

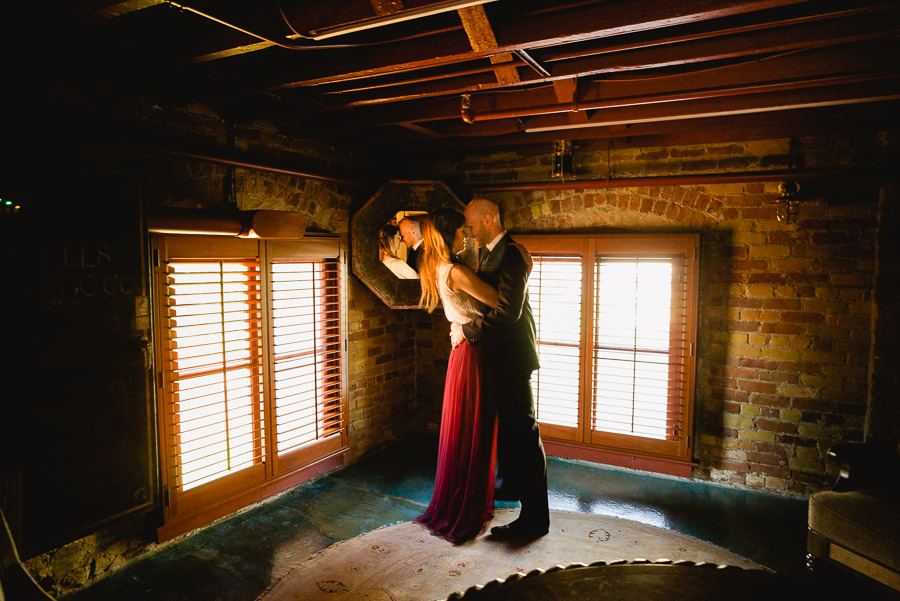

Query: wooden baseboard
[544,440,695,478]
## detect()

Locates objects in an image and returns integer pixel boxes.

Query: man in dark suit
[451,198,549,539]
[398,217,424,272]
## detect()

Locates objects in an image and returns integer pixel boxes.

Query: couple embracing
[415,198,550,544]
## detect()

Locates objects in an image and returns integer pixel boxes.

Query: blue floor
[63,434,811,600]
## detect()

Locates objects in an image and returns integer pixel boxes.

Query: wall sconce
[550,140,574,181]
[775,181,800,223]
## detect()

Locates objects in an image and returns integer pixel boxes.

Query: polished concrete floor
[63,434,815,601]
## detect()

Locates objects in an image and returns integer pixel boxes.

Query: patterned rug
[256,509,765,601]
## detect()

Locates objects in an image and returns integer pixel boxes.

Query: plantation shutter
[529,255,583,439]
[591,255,689,452]
[267,239,346,473]
[154,235,347,536]
[164,256,266,493]
[270,259,343,459]
[517,234,698,464]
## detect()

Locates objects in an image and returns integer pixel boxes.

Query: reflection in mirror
[351,180,466,309]
[379,211,425,279]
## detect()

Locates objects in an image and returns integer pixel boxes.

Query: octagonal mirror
[352,180,465,309]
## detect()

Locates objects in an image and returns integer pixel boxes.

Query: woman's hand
[450,322,465,347]
[509,242,533,276]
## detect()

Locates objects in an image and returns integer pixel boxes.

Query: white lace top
[436,261,484,324]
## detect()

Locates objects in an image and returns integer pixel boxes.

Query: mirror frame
[351,180,465,309]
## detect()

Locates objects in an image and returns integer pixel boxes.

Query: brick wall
[423,133,894,496]
[414,308,456,433]
[347,277,421,460]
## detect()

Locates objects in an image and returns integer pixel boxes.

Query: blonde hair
[417,215,452,313]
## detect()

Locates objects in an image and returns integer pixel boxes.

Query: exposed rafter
[20,0,900,153]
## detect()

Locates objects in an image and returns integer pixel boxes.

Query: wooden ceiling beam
[543,9,900,81]
[399,122,445,137]
[457,4,520,85]
[463,42,900,116]
[90,0,166,20]
[401,100,900,153]
[552,77,589,124]
[273,9,899,111]
[369,0,406,16]
[540,1,896,63]
[249,0,812,90]
[286,41,899,131]
[456,78,900,135]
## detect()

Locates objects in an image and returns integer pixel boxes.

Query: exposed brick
[747,273,786,284]
[781,312,826,324]
[760,322,803,335]
[748,393,790,408]
[738,358,780,370]
[756,418,798,434]
[751,464,791,479]
[737,380,777,394]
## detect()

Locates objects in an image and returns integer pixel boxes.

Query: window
[153,235,347,540]
[521,234,699,470]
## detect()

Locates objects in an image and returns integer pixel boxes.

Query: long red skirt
[416,340,497,544]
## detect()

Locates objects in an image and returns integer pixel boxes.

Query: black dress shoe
[489,518,549,540]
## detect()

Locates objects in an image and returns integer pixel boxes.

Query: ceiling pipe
[464,167,883,192]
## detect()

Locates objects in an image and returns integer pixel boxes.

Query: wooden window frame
[152,234,349,541]
[519,233,700,476]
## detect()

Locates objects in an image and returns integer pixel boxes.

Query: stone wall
[423,133,895,496]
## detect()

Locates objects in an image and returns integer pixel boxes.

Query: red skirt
[416,340,497,544]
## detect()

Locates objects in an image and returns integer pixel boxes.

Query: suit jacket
[406,242,423,271]
[462,233,539,378]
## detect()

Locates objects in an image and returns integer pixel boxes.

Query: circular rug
[256,509,765,601]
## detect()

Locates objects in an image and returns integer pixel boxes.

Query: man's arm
[462,246,529,344]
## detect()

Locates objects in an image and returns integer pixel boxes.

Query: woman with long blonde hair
[414,208,501,544]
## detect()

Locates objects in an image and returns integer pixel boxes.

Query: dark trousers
[493,374,549,526]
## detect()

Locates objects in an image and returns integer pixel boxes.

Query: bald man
[450,198,549,539]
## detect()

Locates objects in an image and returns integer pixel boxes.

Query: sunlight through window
[167,261,265,491]
[519,234,697,461]
[529,256,582,428]
[593,258,673,440]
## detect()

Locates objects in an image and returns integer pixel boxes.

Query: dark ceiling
[12,0,900,156]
